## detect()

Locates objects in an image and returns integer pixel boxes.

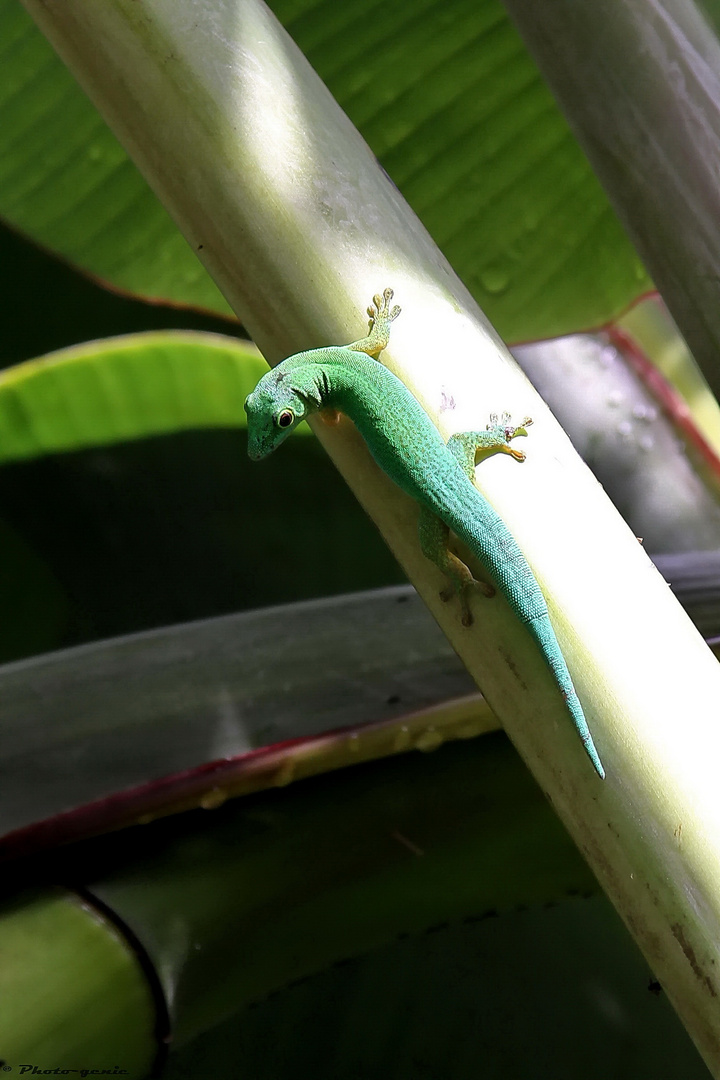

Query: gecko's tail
[527,615,605,780]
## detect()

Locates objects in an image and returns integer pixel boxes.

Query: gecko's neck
[292,348,411,428]
[290,350,457,511]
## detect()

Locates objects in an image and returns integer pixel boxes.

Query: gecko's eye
[276,409,294,429]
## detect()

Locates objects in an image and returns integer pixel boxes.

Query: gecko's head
[244,369,313,461]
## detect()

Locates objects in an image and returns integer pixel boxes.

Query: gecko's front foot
[447,413,534,477]
[348,288,401,358]
[484,412,533,462]
[367,287,401,329]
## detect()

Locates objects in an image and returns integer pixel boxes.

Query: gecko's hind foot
[439,586,474,627]
[439,584,454,604]
[439,578,494,627]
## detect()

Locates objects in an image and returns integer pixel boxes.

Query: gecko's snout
[245,395,265,461]
[246,424,269,462]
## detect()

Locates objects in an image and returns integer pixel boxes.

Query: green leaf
[0,517,68,660]
[0,0,649,341]
[66,735,601,1044]
[0,586,480,850]
[4,737,705,1076]
[0,330,277,660]
[0,888,159,1073]
[0,330,270,463]
[275,0,649,339]
[0,0,231,317]
[169,897,707,1078]
[0,331,403,657]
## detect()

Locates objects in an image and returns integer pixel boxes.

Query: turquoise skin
[244,297,604,779]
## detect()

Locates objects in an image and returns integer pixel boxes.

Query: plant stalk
[19,0,720,1068]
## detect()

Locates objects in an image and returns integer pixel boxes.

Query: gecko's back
[313,348,548,622]
[247,336,604,778]
[303,349,604,777]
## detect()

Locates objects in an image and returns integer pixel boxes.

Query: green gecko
[244,289,605,779]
